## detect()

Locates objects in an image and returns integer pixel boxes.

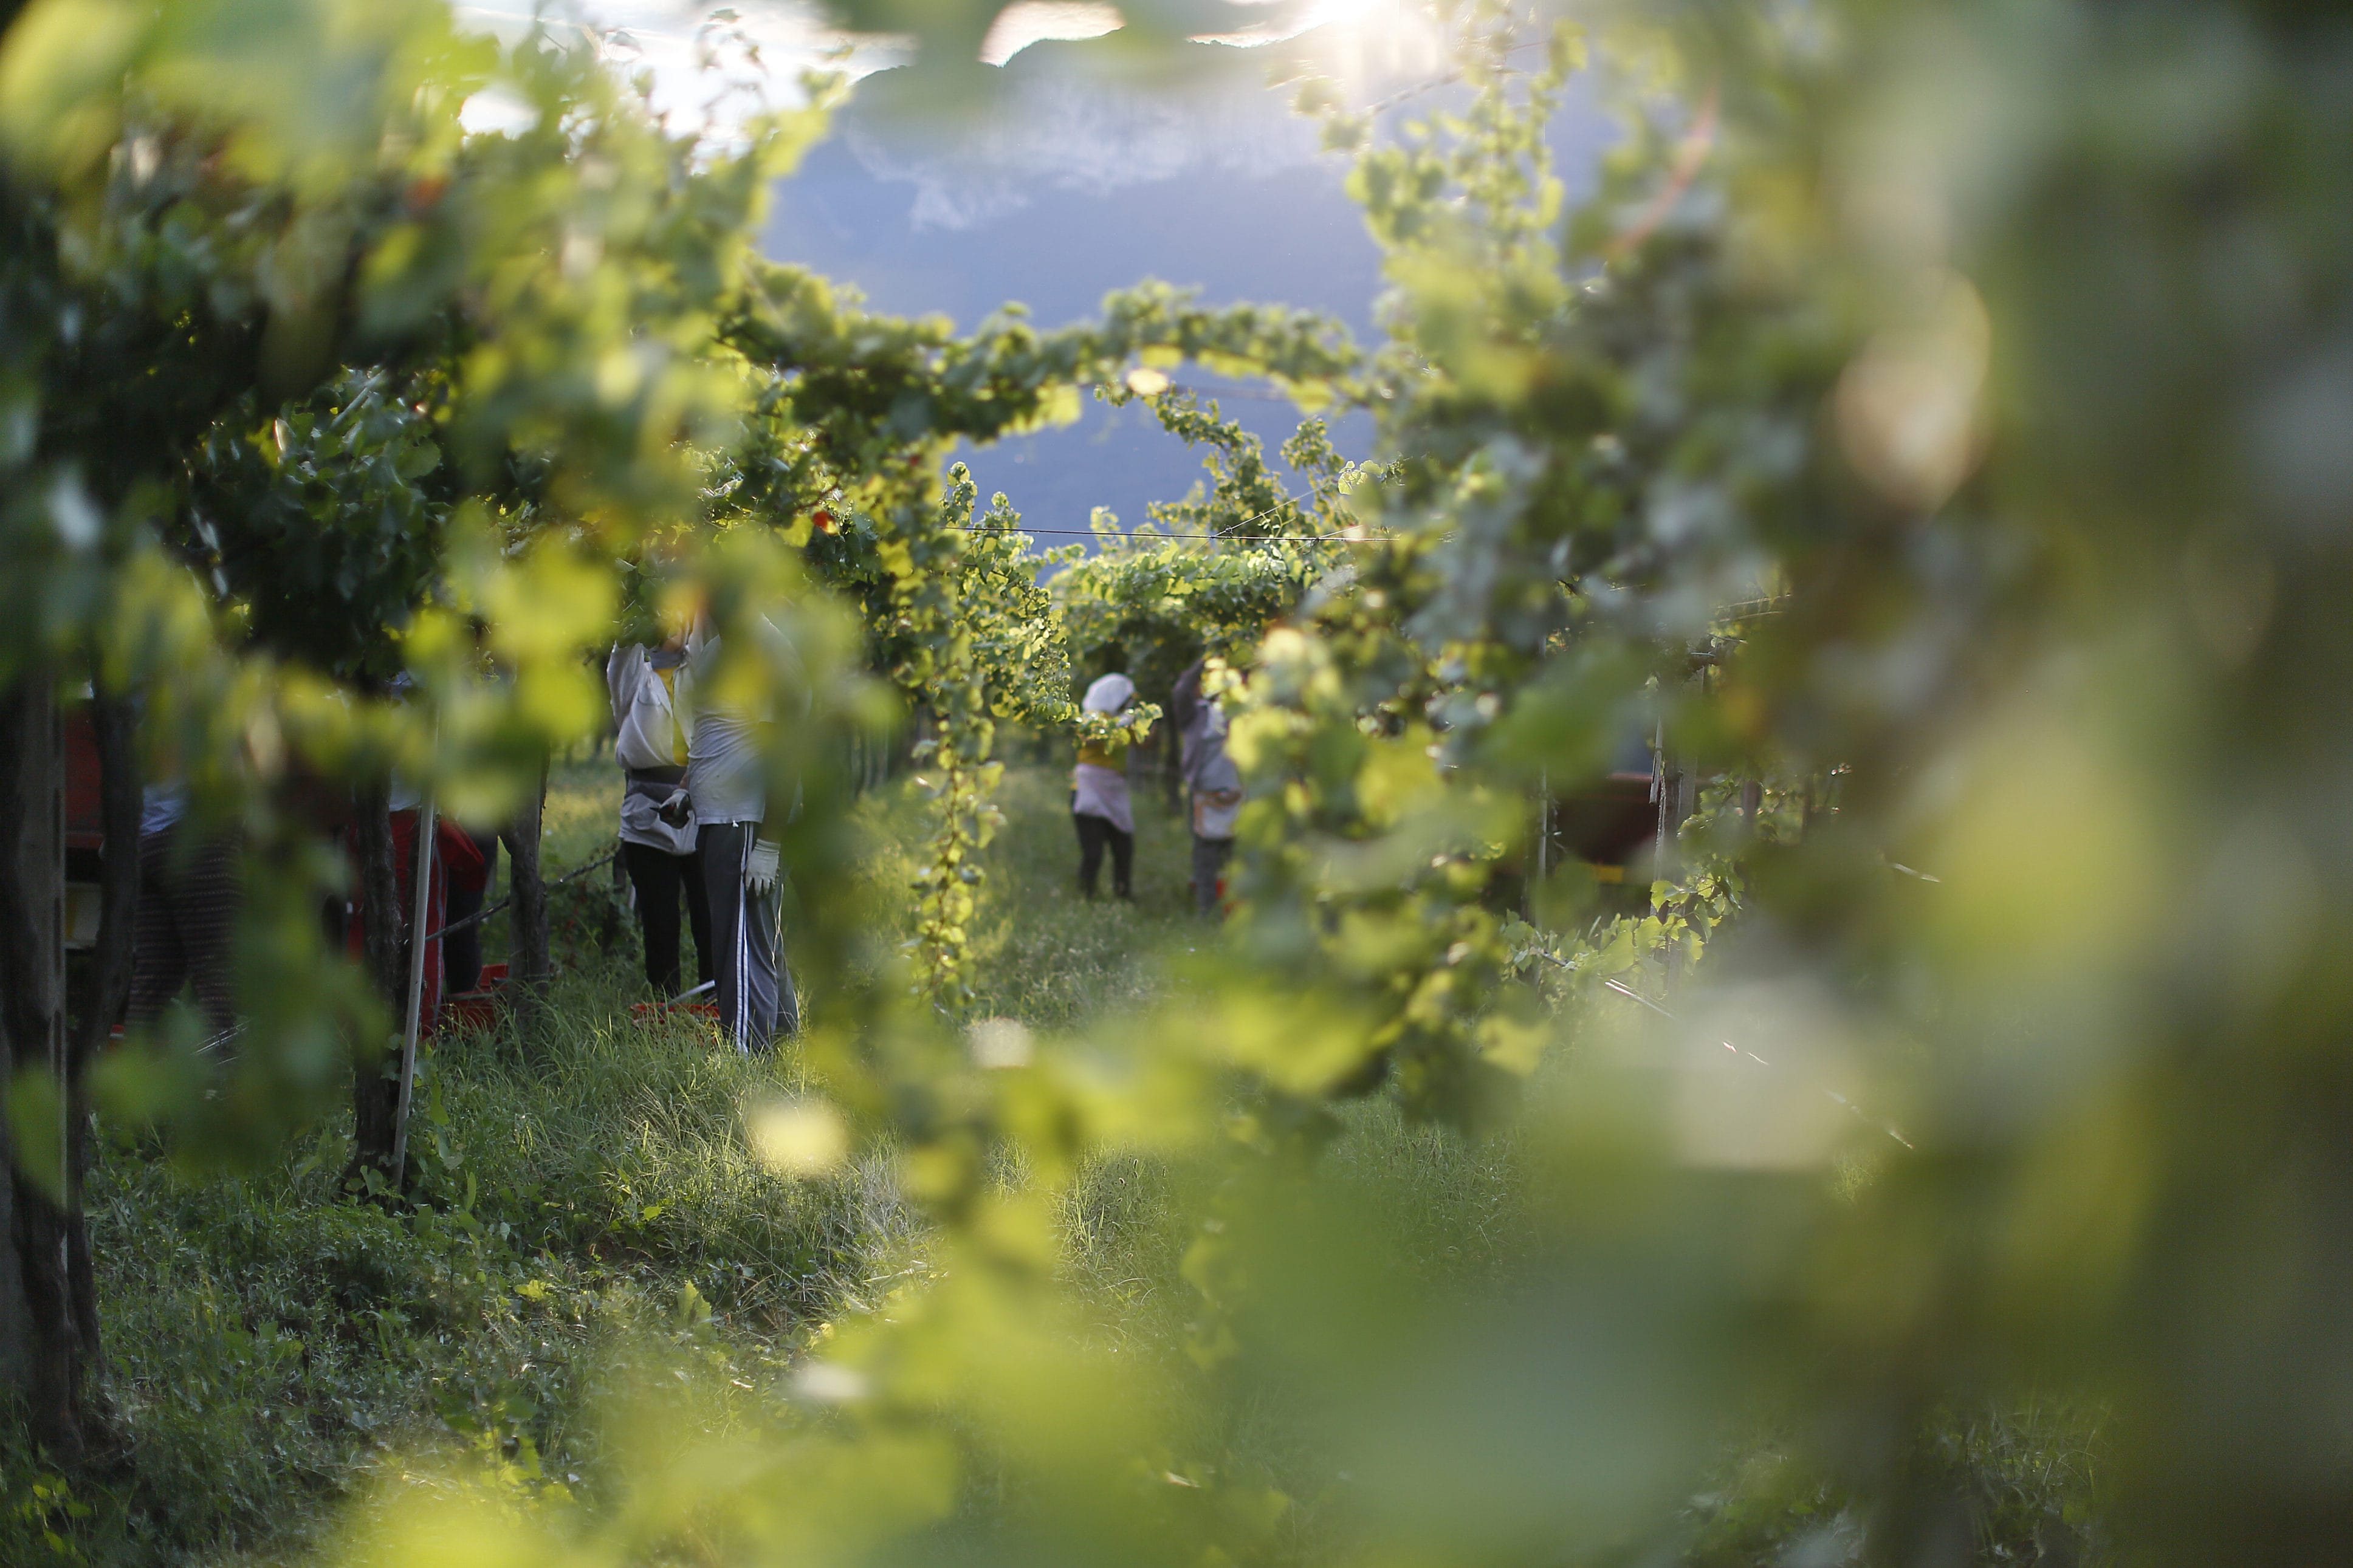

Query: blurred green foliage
[3,0,2351,1563]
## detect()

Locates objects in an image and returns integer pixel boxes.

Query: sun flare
[983,0,1446,81]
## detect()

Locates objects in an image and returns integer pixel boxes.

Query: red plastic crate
[438,964,512,1033]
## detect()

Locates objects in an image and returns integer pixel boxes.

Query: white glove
[746,838,781,896]
[656,789,693,827]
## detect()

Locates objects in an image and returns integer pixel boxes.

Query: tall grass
[38,763,902,1563]
[958,764,1206,1029]
[41,755,1211,1564]
[61,979,927,1561]
[17,758,2097,1567]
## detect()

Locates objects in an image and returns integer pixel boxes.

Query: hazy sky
[449,4,1609,547]
[770,27,1416,541]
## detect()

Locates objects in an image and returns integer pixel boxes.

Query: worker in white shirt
[608,628,714,999]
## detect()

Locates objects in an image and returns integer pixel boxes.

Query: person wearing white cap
[1073,671,1138,900]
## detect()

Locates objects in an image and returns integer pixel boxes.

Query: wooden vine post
[348,779,405,1193]
[0,671,89,1454]
[67,689,140,1409]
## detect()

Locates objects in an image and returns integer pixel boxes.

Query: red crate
[438,964,512,1033]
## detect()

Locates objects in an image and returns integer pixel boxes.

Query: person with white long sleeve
[1072,672,1139,900]
[608,629,713,999]
[686,614,800,1052]
[1183,682,1243,917]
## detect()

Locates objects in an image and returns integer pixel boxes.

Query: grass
[959,763,1207,1029]
[52,980,911,1564]
[9,753,2102,1567]
[17,753,1209,1564]
[17,755,879,1564]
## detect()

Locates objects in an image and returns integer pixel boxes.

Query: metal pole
[1537,768,1550,882]
[49,700,69,1274]
[389,797,436,1186]
[1653,729,1674,879]
[1595,975,1912,1151]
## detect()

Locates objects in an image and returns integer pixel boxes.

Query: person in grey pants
[687,618,800,1053]
[698,820,792,1049]
[1174,657,1244,917]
